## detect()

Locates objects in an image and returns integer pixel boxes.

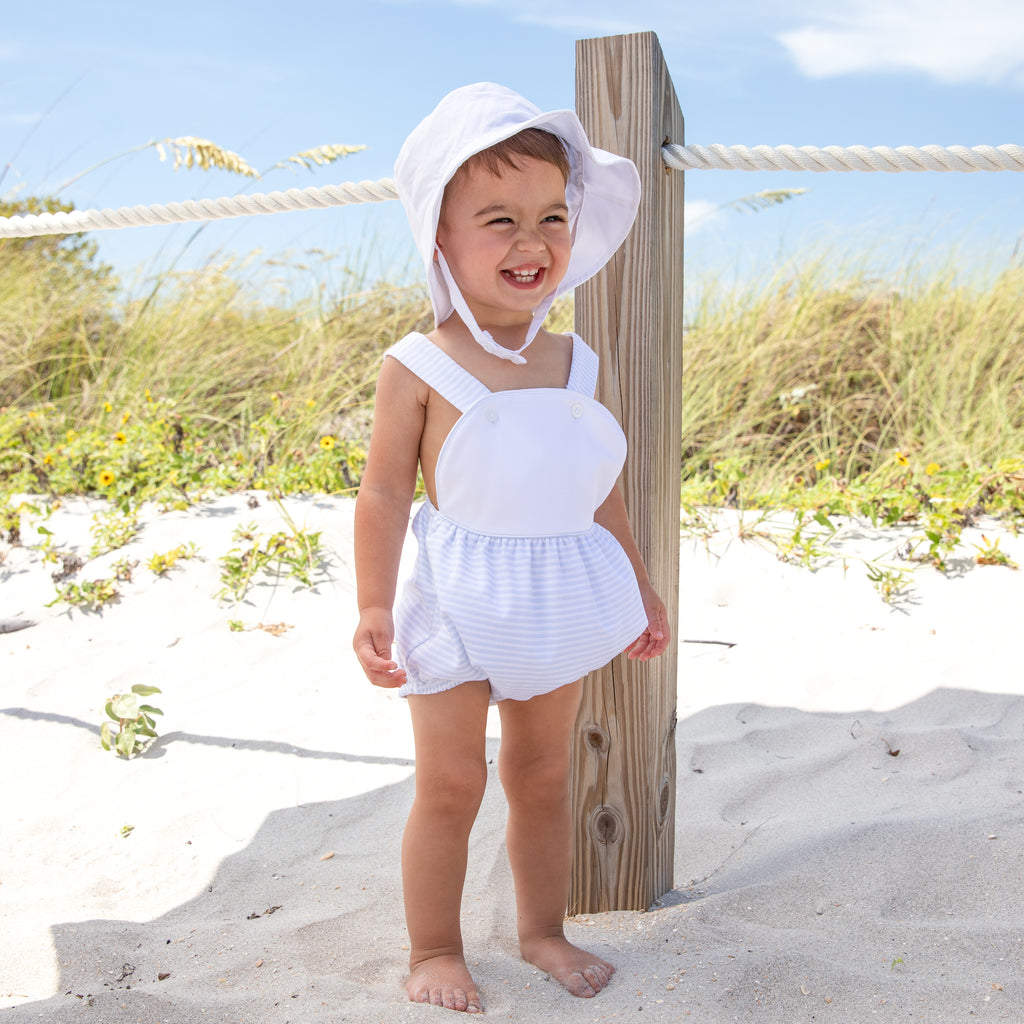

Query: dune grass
[681,255,1024,482]
[1,239,1022,532]
[677,252,1024,516]
[0,247,434,502]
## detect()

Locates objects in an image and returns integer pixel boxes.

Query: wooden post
[570,31,684,914]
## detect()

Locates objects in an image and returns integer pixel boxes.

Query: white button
[486,408,499,424]
[570,402,584,419]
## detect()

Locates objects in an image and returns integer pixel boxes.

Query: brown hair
[456,128,570,185]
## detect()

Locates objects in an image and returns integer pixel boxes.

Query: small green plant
[111,556,138,581]
[771,508,838,568]
[34,525,61,565]
[974,534,1019,569]
[47,576,120,611]
[909,506,963,572]
[704,456,747,508]
[216,505,324,603]
[1,501,24,543]
[89,506,140,556]
[146,542,198,575]
[679,503,719,543]
[866,564,913,605]
[100,684,163,758]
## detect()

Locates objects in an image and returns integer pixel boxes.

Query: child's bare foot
[520,935,614,998]
[406,953,484,1013]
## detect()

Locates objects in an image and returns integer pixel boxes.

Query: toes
[560,962,614,997]
[411,982,483,1013]
[457,988,484,1013]
[407,956,483,1013]
[563,971,597,998]
[443,988,462,1011]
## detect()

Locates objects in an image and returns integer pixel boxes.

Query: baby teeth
[507,269,539,282]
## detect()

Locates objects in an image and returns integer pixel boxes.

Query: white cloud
[438,0,649,37]
[684,199,723,235]
[517,13,648,36]
[776,0,1024,85]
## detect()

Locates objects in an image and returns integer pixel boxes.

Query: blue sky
[3,0,1023,296]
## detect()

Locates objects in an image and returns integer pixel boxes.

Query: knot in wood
[657,776,672,827]
[589,805,624,845]
[584,725,611,755]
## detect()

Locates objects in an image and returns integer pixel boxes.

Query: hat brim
[396,83,640,331]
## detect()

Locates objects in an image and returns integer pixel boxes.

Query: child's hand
[353,607,407,688]
[625,589,671,662]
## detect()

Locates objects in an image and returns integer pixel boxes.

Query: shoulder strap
[566,334,600,398]
[384,333,491,412]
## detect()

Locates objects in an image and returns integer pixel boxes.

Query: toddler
[353,82,670,1013]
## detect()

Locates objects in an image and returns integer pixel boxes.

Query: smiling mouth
[503,268,544,285]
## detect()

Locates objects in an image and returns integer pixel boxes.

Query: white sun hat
[394,82,641,364]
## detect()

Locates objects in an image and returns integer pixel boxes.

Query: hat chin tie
[436,251,554,365]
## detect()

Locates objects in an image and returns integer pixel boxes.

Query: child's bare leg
[403,680,491,1013]
[497,680,614,998]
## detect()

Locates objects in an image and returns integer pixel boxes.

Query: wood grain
[570,31,684,914]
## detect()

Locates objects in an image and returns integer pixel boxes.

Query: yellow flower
[894,451,909,467]
[306,398,316,409]
[121,411,132,425]
[98,470,115,487]
[815,459,831,472]
[104,402,113,413]
[42,453,54,465]
[925,462,941,476]
[114,431,127,444]
[66,429,77,443]
[144,388,152,402]
[319,435,336,450]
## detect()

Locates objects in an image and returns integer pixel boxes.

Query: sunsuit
[387,331,648,703]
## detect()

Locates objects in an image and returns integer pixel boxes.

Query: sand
[2,493,1023,1022]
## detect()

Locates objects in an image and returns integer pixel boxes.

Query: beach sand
[2,494,1022,1022]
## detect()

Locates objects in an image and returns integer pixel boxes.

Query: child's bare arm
[594,485,671,661]
[353,358,427,687]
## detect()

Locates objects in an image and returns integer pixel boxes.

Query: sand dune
[2,495,1022,1022]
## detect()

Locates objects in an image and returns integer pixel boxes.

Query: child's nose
[514,226,545,251]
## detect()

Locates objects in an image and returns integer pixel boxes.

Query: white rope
[0,178,399,239]
[662,142,1024,173]
[2,142,1022,240]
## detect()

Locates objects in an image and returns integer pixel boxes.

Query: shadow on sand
[6,689,1024,1023]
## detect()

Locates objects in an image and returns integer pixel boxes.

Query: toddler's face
[436,157,571,329]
